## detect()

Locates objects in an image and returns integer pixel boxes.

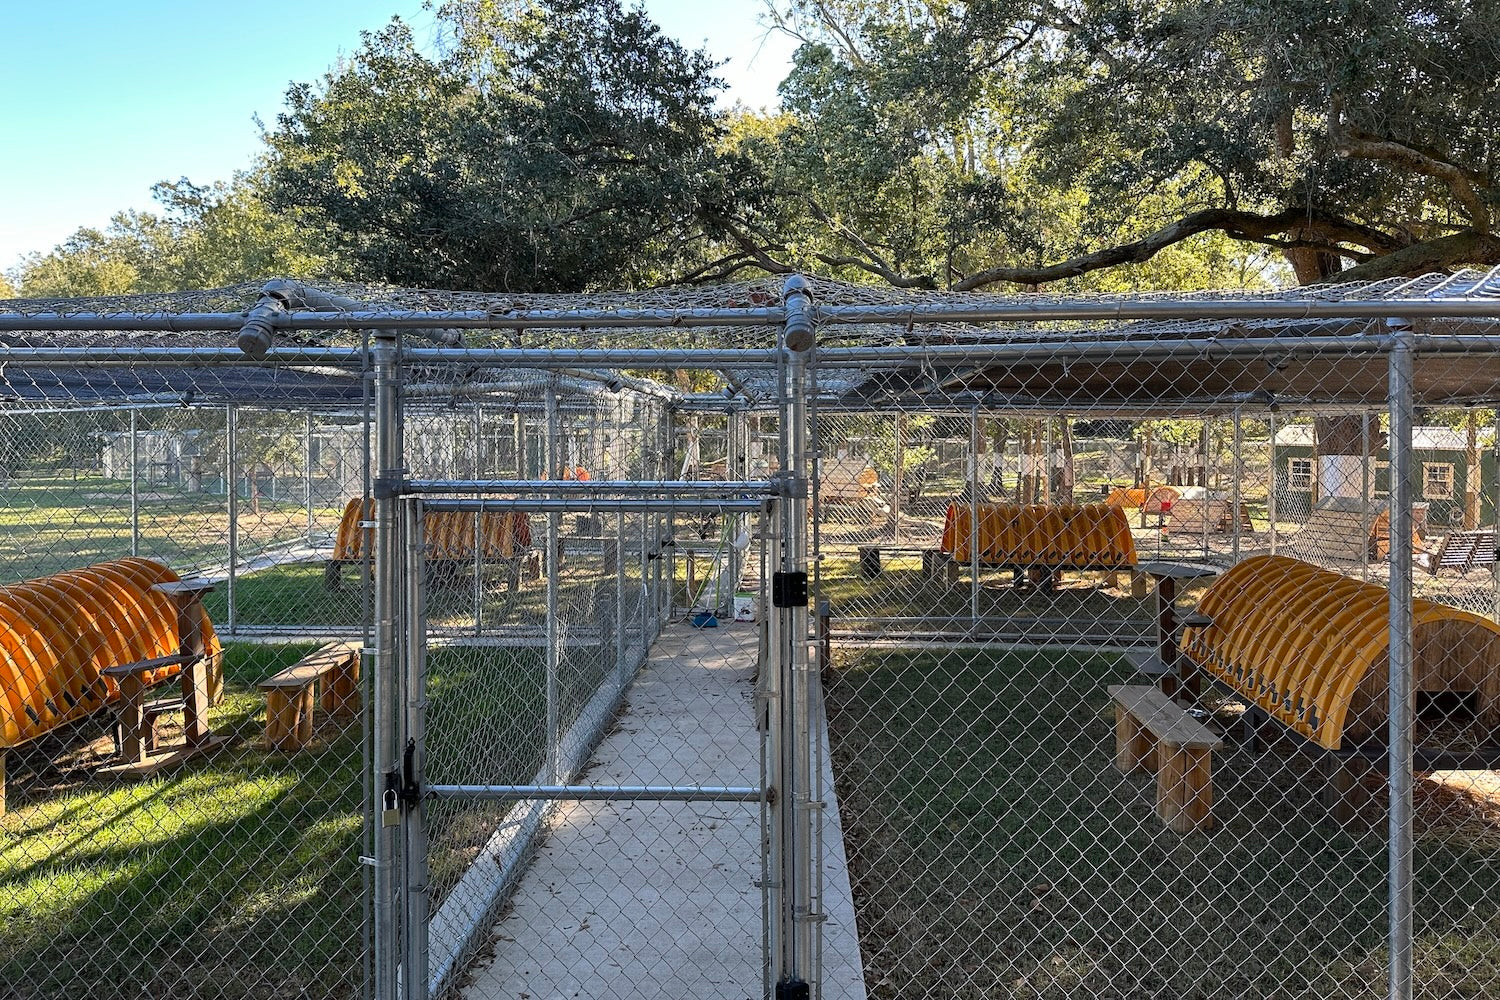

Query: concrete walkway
[461,622,867,1000]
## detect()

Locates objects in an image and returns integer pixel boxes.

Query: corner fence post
[306,410,316,546]
[772,275,818,998]
[372,330,404,1000]
[1386,319,1415,1000]
[1268,410,1279,554]
[226,404,238,633]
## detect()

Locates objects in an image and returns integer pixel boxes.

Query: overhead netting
[2,267,1500,408]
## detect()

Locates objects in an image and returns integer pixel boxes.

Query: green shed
[1273,424,1497,530]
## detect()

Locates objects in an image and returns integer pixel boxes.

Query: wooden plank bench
[1107,684,1222,833]
[854,545,940,578]
[257,642,361,751]
[1425,528,1498,575]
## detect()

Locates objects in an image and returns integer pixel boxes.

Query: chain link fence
[3,273,1500,1000]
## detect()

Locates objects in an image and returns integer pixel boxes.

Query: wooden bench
[854,545,940,579]
[98,577,224,774]
[1425,528,1498,575]
[326,498,537,590]
[257,642,361,751]
[1108,684,1222,833]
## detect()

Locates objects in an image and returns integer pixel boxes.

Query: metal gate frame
[369,280,828,1000]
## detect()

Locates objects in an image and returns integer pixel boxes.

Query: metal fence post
[306,410,316,546]
[1269,410,1279,554]
[129,408,140,557]
[226,404,238,633]
[1386,320,1415,1000]
[371,330,404,1000]
[1231,409,1243,561]
[544,379,561,783]
[403,498,431,1000]
[773,275,818,995]
[969,407,981,620]
[1200,419,1211,559]
[1362,409,1373,582]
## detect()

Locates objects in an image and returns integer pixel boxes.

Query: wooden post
[155,580,217,744]
[1321,753,1363,825]
[1156,745,1214,833]
[265,689,302,750]
[118,673,148,764]
[295,686,316,747]
[1113,705,1154,775]
[321,649,362,719]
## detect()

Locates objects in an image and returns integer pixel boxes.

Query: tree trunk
[1313,415,1383,502]
[1058,417,1075,501]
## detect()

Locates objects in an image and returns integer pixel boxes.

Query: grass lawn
[814,554,1163,627]
[0,474,344,583]
[825,646,1500,1000]
[0,636,582,999]
[206,556,640,633]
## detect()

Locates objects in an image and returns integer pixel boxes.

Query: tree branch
[1327,231,1500,283]
[810,251,937,288]
[952,206,1402,291]
[1329,103,1490,234]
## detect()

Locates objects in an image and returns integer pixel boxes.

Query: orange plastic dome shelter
[941,502,1137,569]
[1182,554,1500,749]
[0,558,221,751]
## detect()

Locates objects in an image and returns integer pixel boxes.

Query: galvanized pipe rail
[403,479,775,495]
[9,289,1500,335]
[421,497,770,514]
[425,783,763,802]
[8,334,1500,369]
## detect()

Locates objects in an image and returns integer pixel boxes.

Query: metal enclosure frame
[4,270,1500,1000]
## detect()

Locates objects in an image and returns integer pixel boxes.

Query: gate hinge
[770,471,808,500]
[771,571,809,609]
[775,980,810,1000]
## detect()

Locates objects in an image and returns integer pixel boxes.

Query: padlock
[382,788,401,827]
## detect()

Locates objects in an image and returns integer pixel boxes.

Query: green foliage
[736,1,1285,291]
[13,173,329,297]
[1033,0,1500,281]
[752,0,1500,289]
[18,0,1494,298]
[260,0,752,291]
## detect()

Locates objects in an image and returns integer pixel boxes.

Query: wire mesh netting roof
[3,269,1500,409]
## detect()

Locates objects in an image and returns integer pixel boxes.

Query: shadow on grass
[825,647,1500,1000]
[1,642,364,1000]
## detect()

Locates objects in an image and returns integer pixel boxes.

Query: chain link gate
[371,284,829,1000]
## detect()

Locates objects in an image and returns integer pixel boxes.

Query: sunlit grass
[0,633,607,998]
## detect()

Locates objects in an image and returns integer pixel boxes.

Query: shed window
[1288,458,1313,491]
[1423,463,1455,500]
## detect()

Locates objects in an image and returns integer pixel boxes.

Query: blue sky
[0,1,798,272]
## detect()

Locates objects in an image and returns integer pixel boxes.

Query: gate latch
[381,738,421,827]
